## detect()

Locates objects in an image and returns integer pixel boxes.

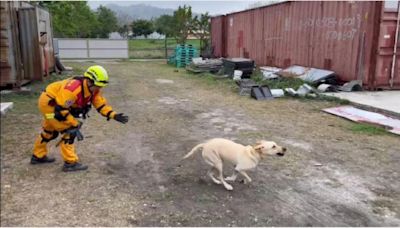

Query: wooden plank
[0,38,9,47]
[0,2,8,10]
[0,11,9,29]
[0,45,9,61]
[0,31,7,38]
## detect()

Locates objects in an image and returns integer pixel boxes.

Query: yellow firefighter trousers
[32,92,79,163]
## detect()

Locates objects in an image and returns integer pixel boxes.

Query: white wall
[55,39,128,59]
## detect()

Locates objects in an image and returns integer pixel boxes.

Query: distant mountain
[106,3,200,25]
[106,4,174,25]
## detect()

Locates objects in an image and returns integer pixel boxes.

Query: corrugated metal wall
[19,7,42,81]
[0,2,55,87]
[211,1,400,89]
[211,16,224,57]
[1,1,20,86]
[56,39,129,59]
[374,2,400,89]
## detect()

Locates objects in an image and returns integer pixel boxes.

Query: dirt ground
[1,60,400,226]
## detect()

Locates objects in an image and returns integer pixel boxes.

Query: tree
[118,24,130,38]
[40,1,98,38]
[154,15,175,37]
[191,13,211,52]
[172,5,194,44]
[131,19,154,38]
[95,5,119,38]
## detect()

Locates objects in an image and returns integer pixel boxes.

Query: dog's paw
[225,176,237,182]
[224,184,233,191]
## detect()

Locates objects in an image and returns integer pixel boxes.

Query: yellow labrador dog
[183,138,286,191]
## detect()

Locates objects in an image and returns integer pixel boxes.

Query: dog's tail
[182,143,205,159]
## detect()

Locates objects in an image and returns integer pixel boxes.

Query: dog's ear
[253,143,264,153]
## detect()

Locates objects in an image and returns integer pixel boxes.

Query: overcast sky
[88,0,269,15]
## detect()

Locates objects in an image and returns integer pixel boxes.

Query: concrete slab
[325,91,400,116]
[1,102,13,115]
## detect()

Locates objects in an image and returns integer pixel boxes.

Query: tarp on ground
[323,106,400,135]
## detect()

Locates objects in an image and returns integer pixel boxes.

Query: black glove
[114,113,129,124]
[64,123,84,144]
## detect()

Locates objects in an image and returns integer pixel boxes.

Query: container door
[211,17,224,57]
[374,0,400,89]
[18,7,42,81]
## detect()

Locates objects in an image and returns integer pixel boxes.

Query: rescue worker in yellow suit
[31,65,129,172]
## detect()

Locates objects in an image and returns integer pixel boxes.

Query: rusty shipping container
[0,2,55,87]
[211,1,400,90]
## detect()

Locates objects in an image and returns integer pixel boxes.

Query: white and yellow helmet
[84,65,109,87]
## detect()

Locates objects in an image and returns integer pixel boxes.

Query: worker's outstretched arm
[92,91,129,124]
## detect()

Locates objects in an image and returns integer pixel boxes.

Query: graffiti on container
[297,14,361,41]
[326,29,357,41]
[299,14,361,29]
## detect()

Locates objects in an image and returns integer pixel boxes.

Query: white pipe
[390,2,400,88]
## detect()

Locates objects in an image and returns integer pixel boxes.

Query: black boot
[62,162,88,172]
[30,155,56,164]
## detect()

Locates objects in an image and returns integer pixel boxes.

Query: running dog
[183,138,286,190]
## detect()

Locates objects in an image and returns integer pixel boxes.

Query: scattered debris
[270,89,285,98]
[1,102,14,116]
[192,57,203,64]
[276,65,306,78]
[297,84,314,96]
[222,58,255,78]
[251,85,274,100]
[323,106,400,135]
[276,65,337,85]
[233,70,243,81]
[338,80,363,92]
[260,66,281,80]
[236,79,258,96]
[317,84,338,92]
[284,88,298,96]
[285,83,319,97]
[186,58,223,73]
[0,90,12,95]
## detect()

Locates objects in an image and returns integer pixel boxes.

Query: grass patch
[261,78,304,90]
[185,71,237,92]
[129,39,200,50]
[298,94,351,105]
[129,39,200,58]
[349,123,389,135]
[251,69,304,90]
[129,49,171,59]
